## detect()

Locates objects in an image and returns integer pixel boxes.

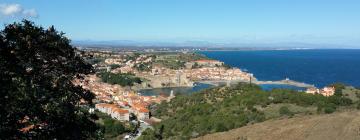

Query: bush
[329,83,346,96]
[279,106,293,116]
[324,106,336,114]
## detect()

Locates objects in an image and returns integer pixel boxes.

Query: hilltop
[194,110,360,140]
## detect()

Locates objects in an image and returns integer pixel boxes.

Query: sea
[201,49,360,88]
[140,49,360,96]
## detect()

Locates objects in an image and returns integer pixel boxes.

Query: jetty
[253,79,315,88]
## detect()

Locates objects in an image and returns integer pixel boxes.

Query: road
[125,121,153,140]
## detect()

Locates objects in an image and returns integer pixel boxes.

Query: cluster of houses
[185,59,224,68]
[184,67,254,81]
[74,75,167,121]
[105,58,124,65]
[95,103,130,121]
[95,103,150,121]
[306,86,336,96]
[109,54,154,74]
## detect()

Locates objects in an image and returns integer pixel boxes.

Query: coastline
[197,79,315,88]
[135,78,315,96]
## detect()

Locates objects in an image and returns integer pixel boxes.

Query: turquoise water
[201,49,360,88]
[259,84,306,91]
[138,83,213,96]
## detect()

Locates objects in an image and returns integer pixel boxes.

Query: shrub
[324,106,336,114]
[279,106,293,116]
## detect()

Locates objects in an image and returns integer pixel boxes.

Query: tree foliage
[0,20,97,139]
[97,72,142,87]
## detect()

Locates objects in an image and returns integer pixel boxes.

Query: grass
[342,87,360,102]
[256,103,317,119]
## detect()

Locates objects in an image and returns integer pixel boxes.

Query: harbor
[199,78,315,89]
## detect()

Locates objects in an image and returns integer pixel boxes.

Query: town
[73,50,256,124]
[71,49,339,140]
[74,49,338,124]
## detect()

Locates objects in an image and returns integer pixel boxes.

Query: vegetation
[97,72,142,87]
[329,82,346,96]
[0,20,98,139]
[134,62,152,71]
[279,106,293,117]
[178,53,209,62]
[109,64,121,70]
[154,53,209,69]
[86,57,105,65]
[156,60,185,69]
[140,83,355,139]
[95,111,130,139]
[192,62,200,68]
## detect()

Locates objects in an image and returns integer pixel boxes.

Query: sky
[0,0,360,46]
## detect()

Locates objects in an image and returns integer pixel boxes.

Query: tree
[0,20,98,139]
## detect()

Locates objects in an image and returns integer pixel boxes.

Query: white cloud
[0,4,21,16]
[0,3,38,18]
[22,9,38,18]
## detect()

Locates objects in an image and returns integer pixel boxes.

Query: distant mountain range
[72,40,358,49]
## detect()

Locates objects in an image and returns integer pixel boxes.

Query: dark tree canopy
[0,20,97,139]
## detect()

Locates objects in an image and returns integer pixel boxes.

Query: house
[306,87,320,94]
[131,104,150,120]
[185,60,224,68]
[305,86,335,97]
[111,108,130,121]
[136,108,150,120]
[321,86,335,97]
[95,103,117,114]
[95,103,130,121]
[192,59,224,67]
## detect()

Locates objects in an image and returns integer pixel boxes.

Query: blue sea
[139,49,360,96]
[201,49,360,88]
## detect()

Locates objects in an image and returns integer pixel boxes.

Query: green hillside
[139,83,358,140]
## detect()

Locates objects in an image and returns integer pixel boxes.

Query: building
[95,103,130,121]
[136,108,150,120]
[306,87,320,94]
[321,86,335,97]
[306,86,335,97]
[131,104,150,120]
[185,60,224,68]
[105,58,123,65]
[193,59,224,67]
[111,108,130,121]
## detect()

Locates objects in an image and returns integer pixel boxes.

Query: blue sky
[1,0,360,46]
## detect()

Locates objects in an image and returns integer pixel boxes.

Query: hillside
[194,110,360,140]
[139,83,359,140]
